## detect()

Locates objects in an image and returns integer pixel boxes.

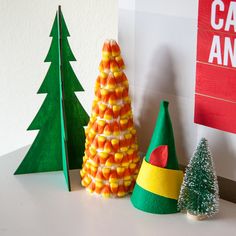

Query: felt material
[145,101,179,170]
[150,145,168,168]
[14,6,89,191]
[131,183,179,214]
[136,159,183,200]
[131,100,182,213]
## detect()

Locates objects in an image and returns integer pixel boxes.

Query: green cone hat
[131,101,183,214]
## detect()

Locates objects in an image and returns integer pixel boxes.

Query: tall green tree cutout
[14,6,89,191]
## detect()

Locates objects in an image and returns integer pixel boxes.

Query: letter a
[208,35,222,65]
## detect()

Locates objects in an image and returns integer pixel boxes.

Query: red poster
[195,0,236,133]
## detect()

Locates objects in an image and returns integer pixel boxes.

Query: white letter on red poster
[211,0,224,30]
[208,35,222,64]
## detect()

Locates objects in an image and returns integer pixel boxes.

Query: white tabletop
[1,146,236,236]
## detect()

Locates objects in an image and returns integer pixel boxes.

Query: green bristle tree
[178,138,219,219]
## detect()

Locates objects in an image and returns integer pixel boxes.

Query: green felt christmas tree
[178,138,219,220]
[14,6,89,191]
[131,101,183,214]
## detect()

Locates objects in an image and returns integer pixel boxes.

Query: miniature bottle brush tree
[178,138,219,220]
[80,39,141,198]
[14,6,89,191]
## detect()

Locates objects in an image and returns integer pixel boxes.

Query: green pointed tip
[200,137,208,143]
[60,11,70,37]
[198,137,208,149]
[145,100,179,170]
[161,100,169,108]
[49,13,58,37]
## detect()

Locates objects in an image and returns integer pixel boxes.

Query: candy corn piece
[92,105,99,117]
[122,155,130,167]
[114,71,123,83]
[97,135,106,149]
[95,170,104,183]
[109,170,118,183]
[114,152,123,163]
[110,59,119,73]
[110,182,118,194]
[105,155,115,167]
[109,94,117,106]
[120,119,128,131]
[99,103,106,118]
[100,88,109,102]
[91,138,98,149]
[127,148,134,161]
[125,133,132,147]
[87,182,95,194]
[113,121,120,136]
[102,59,110,71]
[111,139,119,152]
[124,168,131,181]
[99,61,104,72]
[90,165,97,177]
[102,39,112,57]
[112,105,120,118]
[127,119,134,130]
[129,163,137,174]
[104,140,112,153]
[102,167,110,180]
[104,124,112,136]
[80,168,86,178]
[100,72,108,86]
[95,181,103,194]
[122,88,129,102]
[111,40,120,57]
[101,185,110,198]
[117,166,125,178]
[95,76,100,88]
[121,73,129,87]
[104,108,113,120]
[91,155,100,167]
[97,120,106,134]
[81,175,92,187]
[115,55,125,69]
[115,87,123,100]
[117,185,126,197]
[98,152,108,164]
[107,73,116,90]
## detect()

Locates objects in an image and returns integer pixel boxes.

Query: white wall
[0,0,117,156]
[2,0,236,181]
[119,0,236,181]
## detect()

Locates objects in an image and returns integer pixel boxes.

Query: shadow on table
[69,169,83,191]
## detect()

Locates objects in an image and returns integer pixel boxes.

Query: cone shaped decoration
[80,40,141,198]
[131,101,183,214]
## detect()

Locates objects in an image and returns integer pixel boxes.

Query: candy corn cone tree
[80,40,141,198]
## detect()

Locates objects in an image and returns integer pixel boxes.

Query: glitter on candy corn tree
[80,39,141,198]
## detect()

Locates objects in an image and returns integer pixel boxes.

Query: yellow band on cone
[136,159,183,200]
